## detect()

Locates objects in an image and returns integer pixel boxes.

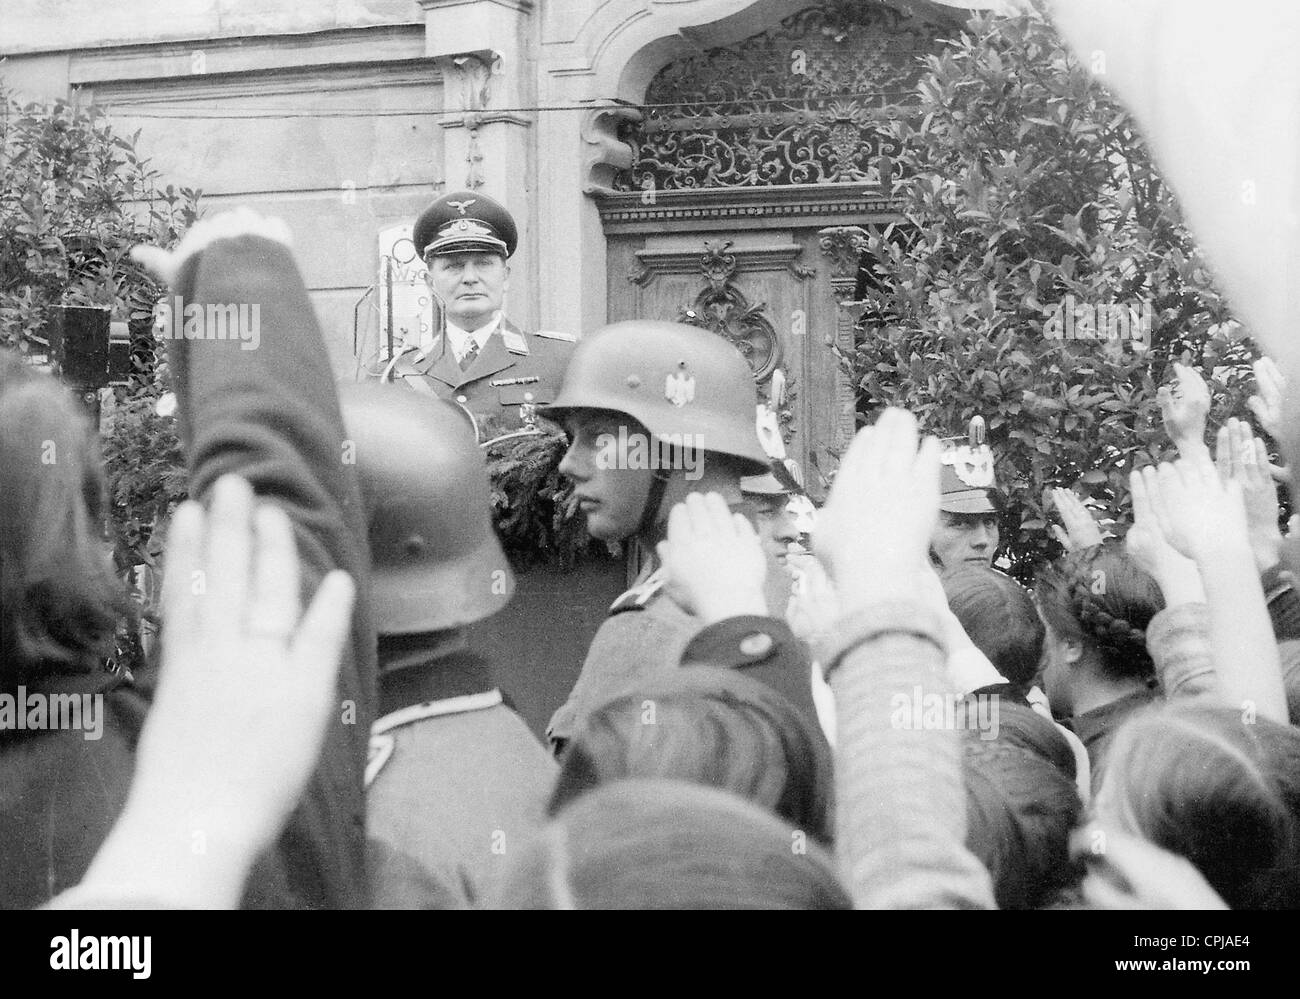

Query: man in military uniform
[341,384,557,907]
[740,407,804,618]
[537,320,775,751]
[382,190,575,440]
[930,416,1004,570]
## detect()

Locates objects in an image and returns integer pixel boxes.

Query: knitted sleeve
[823,601,995,910]
[1146,603,1219,702]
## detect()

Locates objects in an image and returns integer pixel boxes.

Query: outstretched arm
[1139,457,1287,723]
[1126,470,1214,701]
[48,482,355,908]
[134,211,376,908]
[815,409,995,909]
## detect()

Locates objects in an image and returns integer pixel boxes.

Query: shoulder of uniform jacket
[609,589,645,614]
[533,330,577,343]
[609,568,668,614]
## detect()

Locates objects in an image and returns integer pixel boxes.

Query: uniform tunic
[367,636,557,907]
[546,565,697,751]
[546,563,825,751]
[386,317,574,438]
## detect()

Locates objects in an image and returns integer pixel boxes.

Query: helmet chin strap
[637,467,673,543]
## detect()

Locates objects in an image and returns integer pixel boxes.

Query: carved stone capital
[817,225,870,279]
[437,50,497,115]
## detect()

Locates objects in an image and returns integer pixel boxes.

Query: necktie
[459,340,479,371]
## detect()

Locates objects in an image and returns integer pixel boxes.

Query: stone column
[419,0,538,328]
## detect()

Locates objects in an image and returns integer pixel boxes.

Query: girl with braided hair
[1033,542,1164,774]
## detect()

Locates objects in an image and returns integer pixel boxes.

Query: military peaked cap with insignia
[414,189,518,260]
[940,415,1004,514]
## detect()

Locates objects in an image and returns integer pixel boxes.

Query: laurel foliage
[482,430,613,570]
[845,1,1270,579]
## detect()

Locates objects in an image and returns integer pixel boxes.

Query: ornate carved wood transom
[617,1,949,192]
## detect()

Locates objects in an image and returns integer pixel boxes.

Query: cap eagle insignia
[447,199,477,215]
[941,445,995,488]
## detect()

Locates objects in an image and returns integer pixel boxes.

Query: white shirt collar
[445,313,501,363]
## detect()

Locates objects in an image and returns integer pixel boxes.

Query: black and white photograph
[0,0,1291,964]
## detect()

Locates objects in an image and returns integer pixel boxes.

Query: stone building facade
[2,0,991,472]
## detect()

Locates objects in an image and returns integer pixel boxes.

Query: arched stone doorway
[592,0,962,491]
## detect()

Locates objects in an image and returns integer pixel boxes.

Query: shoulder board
[501,328,530,355]
[609,567,667,614]
[534,330,577,343]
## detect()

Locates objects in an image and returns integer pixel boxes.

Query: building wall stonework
[0,0,993,368]
[1,3,440,373]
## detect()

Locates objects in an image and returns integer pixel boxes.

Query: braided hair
[1033,541,1164,681]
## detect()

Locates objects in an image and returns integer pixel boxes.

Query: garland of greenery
[482,429,611,571]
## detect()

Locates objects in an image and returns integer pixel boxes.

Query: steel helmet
[538,320,769,475]
[338,382,514,634]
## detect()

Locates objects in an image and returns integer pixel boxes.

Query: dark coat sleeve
[166,235,377,909]
[0,679,148,910]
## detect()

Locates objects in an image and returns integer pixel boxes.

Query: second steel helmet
[538,320,769,475]
[338,382,514,634]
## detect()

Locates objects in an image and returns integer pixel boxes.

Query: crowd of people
[2,205,1298,910]
[4,0,1300,911]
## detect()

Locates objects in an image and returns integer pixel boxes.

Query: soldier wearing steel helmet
[382,189,575,440]
[340,383,557,907]
[931,415,1005,571]
[741,396,806,619]
[539,320,774,751]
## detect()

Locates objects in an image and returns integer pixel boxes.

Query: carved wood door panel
[605,227,853,496]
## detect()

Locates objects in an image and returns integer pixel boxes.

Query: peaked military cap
[414,189,518,260]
